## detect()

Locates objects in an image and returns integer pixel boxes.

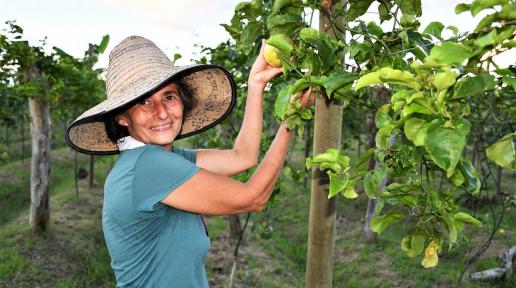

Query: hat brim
[65,64,236,155]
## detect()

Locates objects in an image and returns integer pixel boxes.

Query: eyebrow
[163,89,179,95]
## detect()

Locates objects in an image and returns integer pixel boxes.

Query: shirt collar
[117,136,146,151]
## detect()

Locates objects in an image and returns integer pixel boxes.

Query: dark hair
[104,79,196,143]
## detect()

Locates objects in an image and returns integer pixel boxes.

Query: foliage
[0,21,107,126]
[222,0,515,269]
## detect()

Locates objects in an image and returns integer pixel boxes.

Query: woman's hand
[248,40,283,91]
[295,87,316,108]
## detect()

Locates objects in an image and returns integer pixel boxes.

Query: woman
[65,36,309,287]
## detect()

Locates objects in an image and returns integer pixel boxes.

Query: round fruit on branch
[264,34,294,68]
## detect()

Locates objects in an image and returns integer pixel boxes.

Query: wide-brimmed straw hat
[65,36,236,155]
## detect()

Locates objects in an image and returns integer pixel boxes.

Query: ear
[115,113,130,127]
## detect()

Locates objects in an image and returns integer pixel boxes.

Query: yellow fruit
[264,44,282,68]
[421,240,439,268]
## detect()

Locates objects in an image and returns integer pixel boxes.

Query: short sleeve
[132,145,200,212]
[172,147,197,164]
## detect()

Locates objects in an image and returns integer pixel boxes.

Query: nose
[154,101,169,120]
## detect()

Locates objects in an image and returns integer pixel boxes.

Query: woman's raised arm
[161,123,291,216]
[195,40,283,176]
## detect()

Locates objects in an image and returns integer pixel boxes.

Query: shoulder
[172,146,197,163]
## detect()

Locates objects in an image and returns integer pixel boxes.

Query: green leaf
[355,148,374,173]
[322,71,358,97]
[475,13,496,33]
[402,99,435,118]
[267,13,302,36]
[398,31,409,44]
[328,172,344,198]
[433,68,458,91]
[307,149,350,173]
[485,132,516,169]
[387,194,419,208]
[375,125,394,150]
[471,0,508,16]
[455,3,471,14]
[371,211,404,233]
[396,0,422,16]
[343,184,358,199]
[401,232,426,257]
[98,34,110,53]
[474,29,498,48]
[239,21,263,54]
[391,89,411,102]
[430,191,443,211]
[367,22,384,37]
[423,22,445,39]
[270,0,301,15]
[172,53,182,65]
[378,67,421,90]
[501,75,516,91]
[423,118,471,177]
[458,160,481,194]
[404,117,426,143]
[354,69,382,90]
[289,76,324,95]
[454,212,483,228]
[428,42,473,65]
[444,212,458,244]
[299,27,320,43]
[274,86,291,119]
[266,33,293,56]
[364,166,388,199]
[347,0,375,21]
[328,173,357,199]
[450,165,465,186]
[375,104,391,128]
[446,25,460,35]
[498,3,516,20]
[399,14,421,29]
[415,119,439,146]
[378,1,393,22]
[454,74,496,98]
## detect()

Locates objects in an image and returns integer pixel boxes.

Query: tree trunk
[75,151,79,200]
[4,125,9,147]
[228,215,242,241]
[304,121,312,188]
[29,97,51,234]
[21,119,25,159]
[363,110,378,242]
[305,3,345,287]
[89,155,95,188]
[470,245,516,281]
[363,87,392,242]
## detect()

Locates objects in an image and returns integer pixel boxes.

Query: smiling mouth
[150,123,172,131]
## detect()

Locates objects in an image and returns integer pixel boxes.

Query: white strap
[117,136,146,151]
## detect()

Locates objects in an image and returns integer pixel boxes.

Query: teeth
[151,124,171,131]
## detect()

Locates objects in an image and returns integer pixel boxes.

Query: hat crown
[105,36,177,101]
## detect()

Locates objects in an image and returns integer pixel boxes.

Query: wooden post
[87,44,95,189]
[27,64,51,234]
[305,2,345,286]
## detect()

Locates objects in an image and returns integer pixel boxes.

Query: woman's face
[116,83,184,151]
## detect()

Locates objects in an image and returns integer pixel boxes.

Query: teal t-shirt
[102,144,209,288]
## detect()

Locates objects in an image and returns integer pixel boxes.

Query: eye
[164,92,179,103]
[138,99,150,106]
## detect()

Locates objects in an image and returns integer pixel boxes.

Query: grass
[0,149,116,287]
[0,137,514,287]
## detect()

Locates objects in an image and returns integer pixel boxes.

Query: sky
[0,0,512,69]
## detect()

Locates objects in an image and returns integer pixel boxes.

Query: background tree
[0,21,108,234]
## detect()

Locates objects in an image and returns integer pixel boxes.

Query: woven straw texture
[66,36,235,154]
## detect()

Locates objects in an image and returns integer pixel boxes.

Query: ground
[0,147,514,287]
